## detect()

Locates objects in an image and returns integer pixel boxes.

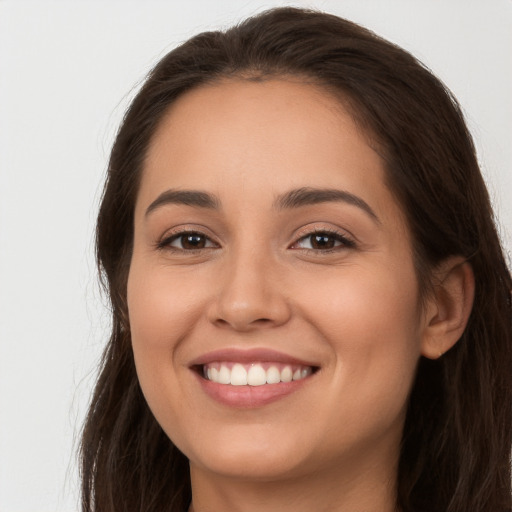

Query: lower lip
[194,371,311,408]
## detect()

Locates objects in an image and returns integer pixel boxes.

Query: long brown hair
[81,8,512,512]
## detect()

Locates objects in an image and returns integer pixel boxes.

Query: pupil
[313,234,334,249]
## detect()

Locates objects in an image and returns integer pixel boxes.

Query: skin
[127,79,467,512]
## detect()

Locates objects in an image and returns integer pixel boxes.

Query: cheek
[295,263,422,410]
[299,258,420,327]
[127,261,207,353]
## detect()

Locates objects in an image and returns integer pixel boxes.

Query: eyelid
[289,225,357,251]
[156,225,220,251]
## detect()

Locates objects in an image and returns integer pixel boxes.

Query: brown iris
[181,233,207,249]
[309,233,337,250]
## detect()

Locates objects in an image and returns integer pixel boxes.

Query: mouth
[190,349,320,408]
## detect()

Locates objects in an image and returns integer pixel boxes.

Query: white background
[0,1,510,511]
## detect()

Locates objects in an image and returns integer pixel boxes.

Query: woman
[80,7,512,512]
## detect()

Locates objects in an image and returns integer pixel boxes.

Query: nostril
[213,316,273,331]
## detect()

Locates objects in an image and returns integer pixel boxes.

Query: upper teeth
[203,362,312,386]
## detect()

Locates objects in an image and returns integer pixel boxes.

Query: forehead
[138,78,401,225]
[147,78,362,156]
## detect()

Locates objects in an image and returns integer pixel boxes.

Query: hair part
[81,7,512,512]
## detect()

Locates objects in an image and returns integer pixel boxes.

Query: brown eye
[162,232,217,250]
[293,231,355,251]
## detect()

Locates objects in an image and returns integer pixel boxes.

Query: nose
[207,248,292,331]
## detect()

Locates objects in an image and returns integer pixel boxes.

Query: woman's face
[128,79,429,482]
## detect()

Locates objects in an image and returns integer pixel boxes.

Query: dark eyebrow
[145,189,220,217]
[274,187,380,223]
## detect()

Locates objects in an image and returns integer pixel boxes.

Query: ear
[421,256,475,359]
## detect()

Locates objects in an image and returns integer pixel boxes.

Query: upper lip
[189,348,319,368]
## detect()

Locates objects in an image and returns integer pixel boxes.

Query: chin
[178,425,316,481]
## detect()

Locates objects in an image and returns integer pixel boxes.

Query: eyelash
[292,228,356,253]
[157,227,356,254]
[157,231,218,252]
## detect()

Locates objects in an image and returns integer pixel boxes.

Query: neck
[189,456,399,512]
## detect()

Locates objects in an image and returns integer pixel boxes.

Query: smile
[202,362,313,386]
[191,349,319,407]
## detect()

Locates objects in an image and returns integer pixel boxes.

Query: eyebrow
[145,189,220,216]
[145,186,379,223]
[274,187,380,223]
